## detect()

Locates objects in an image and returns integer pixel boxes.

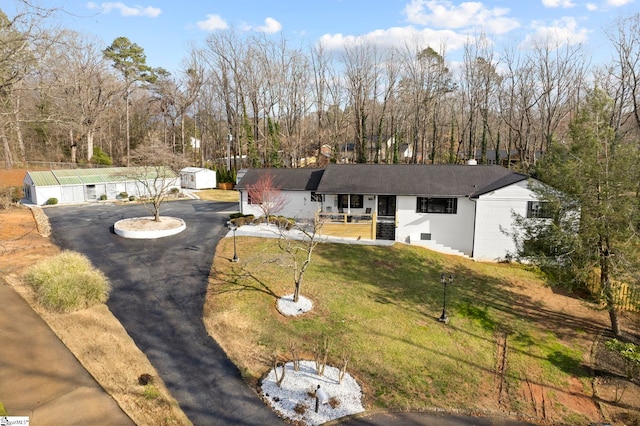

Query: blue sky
[49,0,637,74]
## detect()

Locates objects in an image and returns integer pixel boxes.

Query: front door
[377,195,396,218]
[376,195,396,241]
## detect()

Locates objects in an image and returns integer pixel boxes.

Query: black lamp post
[228,221,239,262]
[438,273,453,323]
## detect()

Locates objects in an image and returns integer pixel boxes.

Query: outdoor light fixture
[227,221,239,262]
[438,273,453,323]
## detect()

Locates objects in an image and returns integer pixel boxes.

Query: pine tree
[516,87,639,336]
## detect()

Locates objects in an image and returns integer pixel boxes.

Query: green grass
[24,251,111,313]
[143,384,160,400]
[207,236,594,413]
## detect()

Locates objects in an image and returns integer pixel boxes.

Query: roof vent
[466,159,478,166]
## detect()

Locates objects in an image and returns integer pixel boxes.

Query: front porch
[316,211,377,240]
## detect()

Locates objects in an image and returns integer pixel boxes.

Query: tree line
[1,4,640,176]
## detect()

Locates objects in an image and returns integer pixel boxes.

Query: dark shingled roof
[236,168,324,191]
[314,164,528,198]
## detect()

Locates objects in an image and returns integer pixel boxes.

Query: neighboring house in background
[180,167,217,190]
[466,149,545,168]
[236,164,546,262]
[378,137,413,163]
[23,167,180,205]
[337,143,356,163]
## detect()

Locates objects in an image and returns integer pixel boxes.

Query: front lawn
[205,236,601,424]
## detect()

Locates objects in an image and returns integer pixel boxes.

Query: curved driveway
[45,200,283,425]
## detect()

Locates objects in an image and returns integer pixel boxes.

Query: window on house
[247,193,256,204]
[527,201,552,218]
[416,197,457,214]
[338,194,363,209]
[310,192,322,202]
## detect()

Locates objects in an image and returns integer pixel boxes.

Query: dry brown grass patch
[203,308,270,383]
[1,206,191,425]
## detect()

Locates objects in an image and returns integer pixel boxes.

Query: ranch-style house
[235,163,548,261]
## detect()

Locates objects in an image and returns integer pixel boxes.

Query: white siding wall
[34,186,62,205]
[62,185,85,203]
[472,180,534,261]
[25,174,180,205]
[395,196,476,256]
[181,169,216,189]
[240,191,322,220]
[194,170,216,189]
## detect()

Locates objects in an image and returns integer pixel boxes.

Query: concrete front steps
[407,236,471,259]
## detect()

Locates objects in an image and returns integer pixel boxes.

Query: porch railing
[315,211,377,240]
[316,211,375,224]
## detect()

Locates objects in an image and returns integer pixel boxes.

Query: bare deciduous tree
[277,218,324,303]
[342,42,377,163]
[605,13,640,141]
[46,30,118,162]
[127,146,187,221]
[271,351,286,388]
[0,3,57,167]
[312,337,331,377]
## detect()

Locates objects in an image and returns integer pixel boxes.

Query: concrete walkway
[0,279,134,425]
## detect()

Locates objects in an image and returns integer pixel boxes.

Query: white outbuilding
[23,166,180,206]
[180,167,217,190]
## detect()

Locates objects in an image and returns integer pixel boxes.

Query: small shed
[180,167,217,190]
[23,167,180,206]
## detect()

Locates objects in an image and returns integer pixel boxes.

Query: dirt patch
[0,206,191,425]
[0,207,57,273]
[499,277,640,425]
[0,168,28,187]
[592,333,640,425]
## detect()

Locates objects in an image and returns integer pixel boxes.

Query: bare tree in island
[277,219,324,303]
[245,170,324,304]
[127,146,188,222]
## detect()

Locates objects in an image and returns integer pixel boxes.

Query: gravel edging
[28,205,51,237]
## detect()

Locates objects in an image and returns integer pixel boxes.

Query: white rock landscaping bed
[261,360,365,425]
[276,294,313,316]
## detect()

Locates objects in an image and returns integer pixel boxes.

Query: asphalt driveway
[45,200,283,425]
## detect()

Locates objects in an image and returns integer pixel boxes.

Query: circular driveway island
[114,216,186,239]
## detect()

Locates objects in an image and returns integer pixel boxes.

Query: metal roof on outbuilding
[181,167,211,174]
[26,167,178,186]
[26,170,61,186]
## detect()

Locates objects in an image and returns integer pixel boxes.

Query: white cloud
[542,0,577,7]
[196,14,228,31]
[586,3,598,10]
[607,0,634,6]
[403,0,520,35]
[241,17,282,34]
[318,25,468,53]
[524,16,589,47]
[255,17,282,34]
[86,2,161,17]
